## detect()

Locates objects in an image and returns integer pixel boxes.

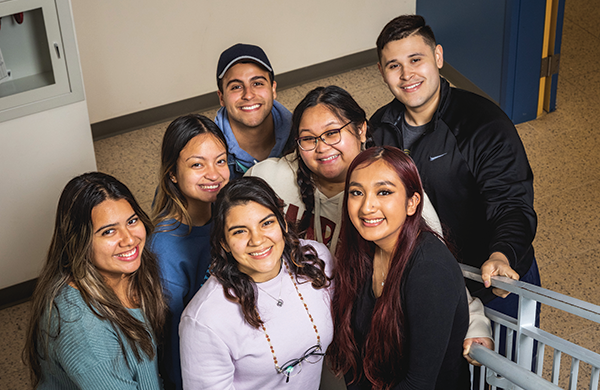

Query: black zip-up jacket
[370,77,536,302]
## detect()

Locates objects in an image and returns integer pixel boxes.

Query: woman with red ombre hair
[329,146,471,390]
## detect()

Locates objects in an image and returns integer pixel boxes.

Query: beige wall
[72,0,416,124]
[1,1,417,291]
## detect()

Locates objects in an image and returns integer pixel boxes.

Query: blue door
[418,0,564,124]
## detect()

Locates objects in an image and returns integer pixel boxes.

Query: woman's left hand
[463,337,494,366]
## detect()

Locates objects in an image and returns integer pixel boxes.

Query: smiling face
[172,133,229,206]
[347,160,420,253]
[91,198,146,283]
[221,201,285,283]
[378,34,444,125]
[218,62,277,130]
[298,104,366,189]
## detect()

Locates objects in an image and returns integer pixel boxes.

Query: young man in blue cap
[215,43,292,178]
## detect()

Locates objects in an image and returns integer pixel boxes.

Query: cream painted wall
[71,0,415,124]
[0,100,97,290]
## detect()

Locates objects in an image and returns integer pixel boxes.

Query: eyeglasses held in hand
[296,121,353,151]
[277,343,325,383]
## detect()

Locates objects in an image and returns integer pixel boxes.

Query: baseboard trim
[274,48,378,90]
[91,48,379,140]
[90,52,495,140]
[0,278,36,310]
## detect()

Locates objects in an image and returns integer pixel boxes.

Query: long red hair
[329,146,438,389]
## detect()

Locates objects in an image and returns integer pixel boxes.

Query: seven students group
[25,88,489,390]
[24,26,496,390]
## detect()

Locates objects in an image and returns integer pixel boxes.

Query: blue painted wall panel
[549,0,566,112]
[417,0,507,104]
[500,0,520,117]
[418,0,547,124]
[511,0,545,123]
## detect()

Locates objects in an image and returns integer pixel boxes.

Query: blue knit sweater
[38,286,162,389]
[150,219,212,390]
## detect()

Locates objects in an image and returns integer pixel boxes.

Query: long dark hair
[152,114,228,229]
[329,147,440,389]
[210,176,330,328]
[290,85,369,233]
[24,172,167,387]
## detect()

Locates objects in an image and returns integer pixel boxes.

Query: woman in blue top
[150,114,230,389]
[24,172,167,389]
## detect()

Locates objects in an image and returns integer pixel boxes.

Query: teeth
[201,184,219,189]
[241,104,260,111]
[117,247,136,257]
[250,247,270,256]
[402,82,422,90]
[364,218,384,224]
[320,154,339,162]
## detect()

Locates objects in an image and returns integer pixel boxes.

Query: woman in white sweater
[180,177,334,389]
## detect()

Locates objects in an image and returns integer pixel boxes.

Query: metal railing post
[516,294,536,371]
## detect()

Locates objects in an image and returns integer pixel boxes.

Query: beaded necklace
[257,260,321,373]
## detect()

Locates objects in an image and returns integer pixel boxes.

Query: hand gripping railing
[461,264,600,390]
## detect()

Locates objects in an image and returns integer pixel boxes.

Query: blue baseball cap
[217,43,274,81]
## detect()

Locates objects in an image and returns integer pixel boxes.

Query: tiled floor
[2,2,599,388]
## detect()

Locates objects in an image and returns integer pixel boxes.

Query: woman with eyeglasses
[179,177,333,389]
[150,114,229,389]
[246,86,491,368]
[329,146,471,389]
[246,85,441,255]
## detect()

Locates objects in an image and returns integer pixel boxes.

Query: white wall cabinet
[0,0,84,123]
[0,0,96,293]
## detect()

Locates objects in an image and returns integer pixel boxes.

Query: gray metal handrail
[461,265,600,323]
[469,344,561,390]
[462,264,600,390]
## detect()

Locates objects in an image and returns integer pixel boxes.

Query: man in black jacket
[370,15,540,328]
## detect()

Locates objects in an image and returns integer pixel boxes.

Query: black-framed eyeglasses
[277,344,325,382]
[296,121,353,151]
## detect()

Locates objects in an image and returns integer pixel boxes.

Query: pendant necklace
[258,260,284,307]
[377,247,387,287]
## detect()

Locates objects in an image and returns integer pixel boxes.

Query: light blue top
[38,286,162,389]
[214,100,292,179]
[150,219,212,390]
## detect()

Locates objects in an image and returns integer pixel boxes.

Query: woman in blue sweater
[24,172,167,389]
[150,114,230,389]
